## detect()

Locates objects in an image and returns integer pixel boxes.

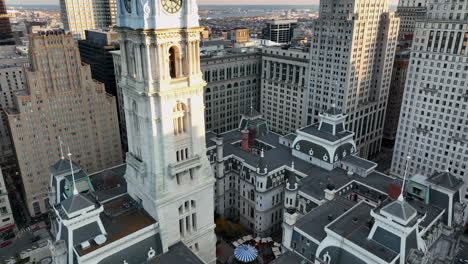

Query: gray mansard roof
[50,158,81,175]
[61,193,95,215]
[427,171,463,191]
[380,199,418,225]
[298,124,353,142]
[207,128,396,201]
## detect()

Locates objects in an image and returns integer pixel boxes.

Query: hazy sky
[6,0,399,5]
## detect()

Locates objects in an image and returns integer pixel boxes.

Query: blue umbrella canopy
[234,245,258,262]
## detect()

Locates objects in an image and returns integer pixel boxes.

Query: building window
[179,199,197,237]
[32,202,41,215]
[173,102,187,135]
[169,46,180,78]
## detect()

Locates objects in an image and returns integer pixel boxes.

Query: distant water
[7,4,59,10]
[199,4,318,18]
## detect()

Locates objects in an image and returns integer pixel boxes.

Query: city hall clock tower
[116,0,216,263]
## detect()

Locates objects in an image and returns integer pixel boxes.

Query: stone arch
[169,45,181,78]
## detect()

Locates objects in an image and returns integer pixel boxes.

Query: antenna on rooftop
[398,154,411,202]
[58,136,64,160]
[67,146,79,196]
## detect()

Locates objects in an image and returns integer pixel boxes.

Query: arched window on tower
[173,102,187,135]
[169,46,179,79]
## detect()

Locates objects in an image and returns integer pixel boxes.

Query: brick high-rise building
[5,30,122,216]
[60,0,117,39]
[306,0,400,158]
[391,0,468,199]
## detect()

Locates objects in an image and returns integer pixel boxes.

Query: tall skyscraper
[383,50,410,147]
[260,46,310,135]
[262,20,298,44]
[201,48,261,133]
[0,0,14,46]
[306,0,400,158]
[0,47,28,182]
[5,30,122,217]
[60,0,117,39]
[116,0,216,261]
[391,0,468,192]
[396,0,427,45]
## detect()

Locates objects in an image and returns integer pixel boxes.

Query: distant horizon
[6,0,400,6]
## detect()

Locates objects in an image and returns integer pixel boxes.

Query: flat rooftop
[328,202,399,263]
[295,196,356,241]
[76,194,156,256]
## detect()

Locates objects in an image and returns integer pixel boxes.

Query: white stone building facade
[115,0,216,261]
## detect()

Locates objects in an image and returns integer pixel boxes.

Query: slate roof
[244,106,262,119]
[298,124,353,142]
[327,202,399,263]
[380,199,417,225]
[427,171,463,191]
[295,196,356,241]
[61,193,95,215]
[210,129,394,201]
[324,107,342,116]
[50,158,81,175]
[341,155,377,170]
[299,168,394,201]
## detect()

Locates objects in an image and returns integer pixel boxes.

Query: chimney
[241,129,249,151]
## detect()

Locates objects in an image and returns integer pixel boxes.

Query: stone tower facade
[115,0,216,262]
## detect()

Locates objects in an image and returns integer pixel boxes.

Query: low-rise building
[0,169,15,242]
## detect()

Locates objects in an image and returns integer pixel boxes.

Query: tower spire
[398,154,411,202]
[67,146,78,196]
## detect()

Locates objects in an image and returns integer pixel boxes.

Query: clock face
[124,0,132,13]
[162,0,182,14]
